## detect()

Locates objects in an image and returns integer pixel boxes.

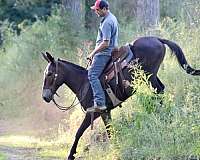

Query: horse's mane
[59,59,87,74]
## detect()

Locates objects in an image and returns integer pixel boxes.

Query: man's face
[95,8,107,17]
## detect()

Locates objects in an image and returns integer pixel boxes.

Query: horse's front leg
[101,110,112,138]
[67,112,100,160]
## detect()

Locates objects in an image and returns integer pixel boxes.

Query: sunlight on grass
[0,135,70,159]
[0,153,6,160]
[40,148,67,159]
[0,135,69,149]
[0,135,52,148]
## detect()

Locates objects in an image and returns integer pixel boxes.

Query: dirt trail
[0,146,61,160]
[0,120,61,160]
[0,146,40,160]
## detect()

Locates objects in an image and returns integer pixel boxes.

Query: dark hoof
[67,155,75,160]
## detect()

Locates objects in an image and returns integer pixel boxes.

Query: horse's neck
[60,61,87,95]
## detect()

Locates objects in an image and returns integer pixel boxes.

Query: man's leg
[87,54,110,112]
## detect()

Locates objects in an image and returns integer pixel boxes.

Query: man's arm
[87,40,109,59]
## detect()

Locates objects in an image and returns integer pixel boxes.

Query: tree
[136,0,160,30]
[85,0,97,30]
[61,0,82,17]
[61,0,82,31]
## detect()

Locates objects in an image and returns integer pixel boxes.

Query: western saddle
[102,44,135,106]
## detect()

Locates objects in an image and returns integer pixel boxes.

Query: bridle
[50,59,90,112]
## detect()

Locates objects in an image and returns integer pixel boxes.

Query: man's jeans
[88,53,111,107]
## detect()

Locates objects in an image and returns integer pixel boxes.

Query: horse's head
[42,52,61,103]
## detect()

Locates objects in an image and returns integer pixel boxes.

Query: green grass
[40,148,67,159]
[0,135,53,148]
[0,135,68,159]
[0,153,6,160]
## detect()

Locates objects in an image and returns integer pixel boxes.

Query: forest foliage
[0,0,200,159]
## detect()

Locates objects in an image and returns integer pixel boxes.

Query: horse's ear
[46,51,55,63]
[41,52,50,63]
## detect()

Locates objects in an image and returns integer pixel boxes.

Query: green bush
[0,153,6,160]
[0,7,85,118]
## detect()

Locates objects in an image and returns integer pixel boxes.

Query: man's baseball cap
[91,0,109,10]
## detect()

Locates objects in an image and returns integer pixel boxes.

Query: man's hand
[87,52,95,61]
[87,40,109,61]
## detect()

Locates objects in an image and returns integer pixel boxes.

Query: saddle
[104,44,134,83]
[102,44,135,106]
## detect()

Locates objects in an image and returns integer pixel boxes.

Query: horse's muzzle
[42,89,53,103]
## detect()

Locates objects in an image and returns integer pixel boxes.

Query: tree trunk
[85,0,97,30]
[62,0,82,17]
[136,0,160,30]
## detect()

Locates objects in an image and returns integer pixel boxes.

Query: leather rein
[51,60,89,112]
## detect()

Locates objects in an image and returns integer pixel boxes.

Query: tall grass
[0,153,6,160]
[80,19,200,159]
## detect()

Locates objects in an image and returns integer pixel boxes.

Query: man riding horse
[87,0,119,113]
[41,1,200,160]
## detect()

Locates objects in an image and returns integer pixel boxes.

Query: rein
[52,60,90,112]
[52,94,82,112]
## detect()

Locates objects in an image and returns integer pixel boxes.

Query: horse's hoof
[67,155,75,160]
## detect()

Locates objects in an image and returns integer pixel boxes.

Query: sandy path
[0,146,61,160]
[0,120,61,160]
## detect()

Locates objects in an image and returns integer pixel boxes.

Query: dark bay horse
[42,36,200,160]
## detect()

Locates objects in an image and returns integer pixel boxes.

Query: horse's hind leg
[156,76,165,92]
[149,76,165,111]
[101,110,112,138]
[149,75,165,94]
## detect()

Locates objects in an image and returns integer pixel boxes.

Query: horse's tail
[158,38,200,76]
